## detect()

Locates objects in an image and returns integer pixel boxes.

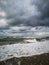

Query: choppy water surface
[0,40,49,62]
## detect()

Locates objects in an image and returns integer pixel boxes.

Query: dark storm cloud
[0,0,49,36]
[5,0,49,27]
[0,25,10,30]
[36,0,49,19]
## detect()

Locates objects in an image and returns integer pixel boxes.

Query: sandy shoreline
[0,53,49,65]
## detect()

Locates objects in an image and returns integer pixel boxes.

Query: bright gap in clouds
[0,19,7,27]
[0,11,6,17]
[0,8,7,27]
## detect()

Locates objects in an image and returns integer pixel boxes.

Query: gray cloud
[0,0,49,36]
[0,0,49,27]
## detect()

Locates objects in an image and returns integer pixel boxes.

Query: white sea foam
[0,40,49,61]
[24,39,37,43]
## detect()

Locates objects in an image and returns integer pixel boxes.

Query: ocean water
[0,40,49,62]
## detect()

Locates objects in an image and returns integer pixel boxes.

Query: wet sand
[0,53,49,65]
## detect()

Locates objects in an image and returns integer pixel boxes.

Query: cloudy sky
[0,0,49,37]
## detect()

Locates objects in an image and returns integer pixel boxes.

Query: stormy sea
[0,26,49,65]
[0,0,49,65]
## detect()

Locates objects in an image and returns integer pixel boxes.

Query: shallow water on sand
[0,53,49,65]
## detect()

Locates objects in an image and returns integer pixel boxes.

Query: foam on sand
[0,40,49,61]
